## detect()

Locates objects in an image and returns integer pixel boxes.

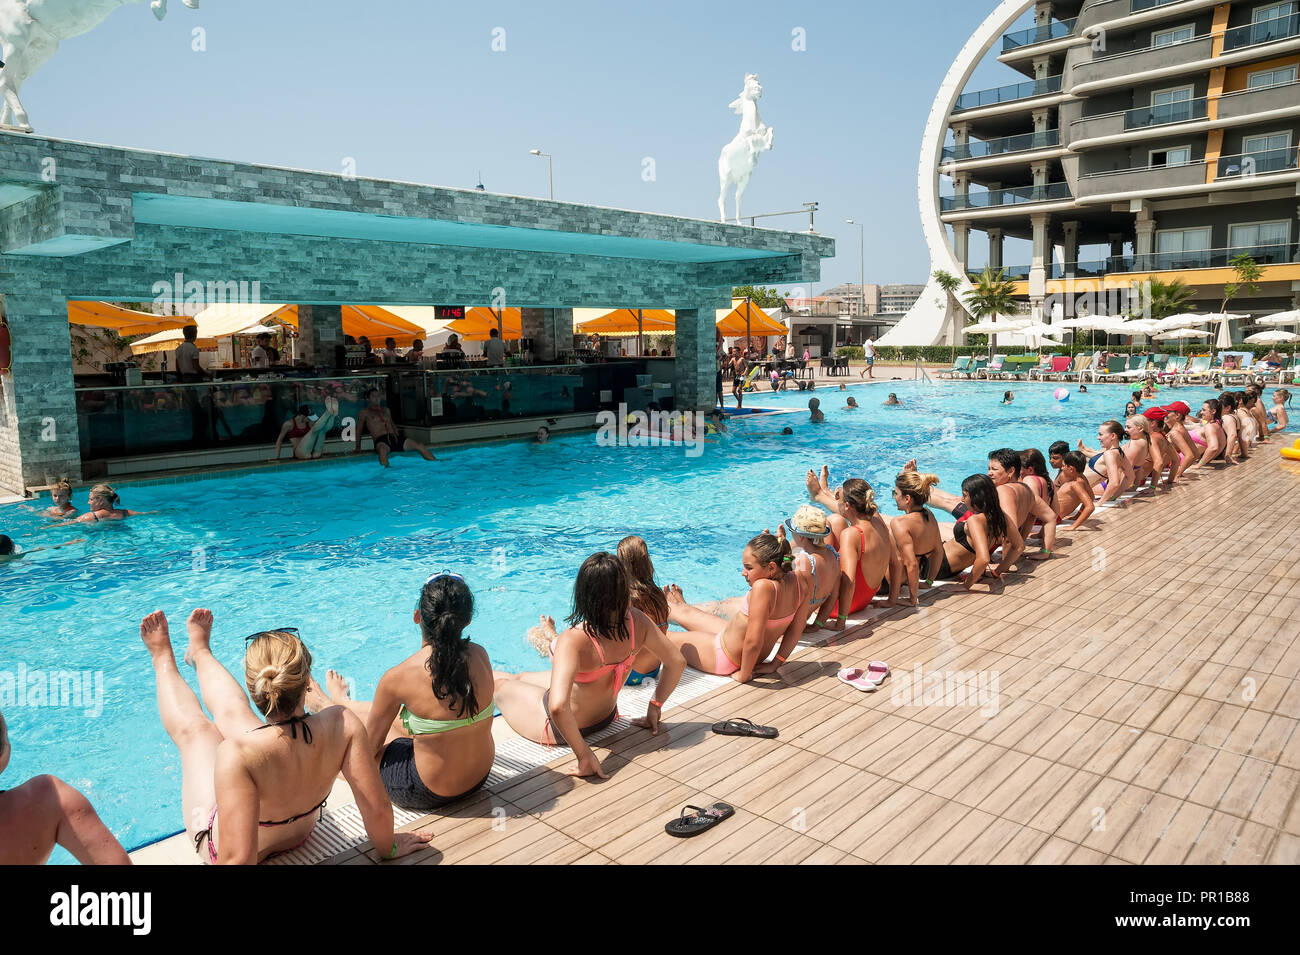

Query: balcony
[1218,80,1300,121]
[1132,243,1294,272]
[943,129,1061,162]
[1072,35,1214,89]
[941,181,1072,212]
[1131,0,1186,11]
[1222,12,1300,53]
[1075,158,1207,199]
[1216,145,1300,179]
[953,75,1063,112]
[1002,18,1078,51]
[1124,95,1208,129]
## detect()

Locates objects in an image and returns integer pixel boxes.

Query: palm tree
[962,267,1017,360]
[1146,276,1195,320]
[932,269,964,360]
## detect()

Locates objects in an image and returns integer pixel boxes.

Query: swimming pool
[0,378,1226,855]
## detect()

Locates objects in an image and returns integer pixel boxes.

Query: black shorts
[379,738,489,812]
[375,432,404,452]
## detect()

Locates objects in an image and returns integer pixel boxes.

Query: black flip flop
[665,802,735,838]
[711,717,778,739]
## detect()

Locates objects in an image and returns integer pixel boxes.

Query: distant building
[878,284,926,315]
[820,282,881,317]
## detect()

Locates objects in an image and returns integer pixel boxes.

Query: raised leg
[402,438,436,461]
[183,609,264,737]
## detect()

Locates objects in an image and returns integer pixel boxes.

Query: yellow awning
[716,300,786,336]
[449,307,522,341]
[68,301,194,338]
[574,308,676,335]
[129,303,294,355]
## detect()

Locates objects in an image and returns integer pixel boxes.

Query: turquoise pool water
[0,378,1225,855]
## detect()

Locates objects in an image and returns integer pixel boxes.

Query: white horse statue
[0,0,199,131]
[717,73,774,224]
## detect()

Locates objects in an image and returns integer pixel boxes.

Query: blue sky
[22,0,1034,291]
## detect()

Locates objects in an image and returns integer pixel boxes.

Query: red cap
[1142,406,1168,421]
[1164,401,1191,415]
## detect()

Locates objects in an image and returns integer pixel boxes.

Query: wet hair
[808,398,820,409]
[0,534,14,556]
[988,448,1022,476]
[1201,399,1221,422]
[1049,441,1068,458]
[1124,402,1138,418]
[840,478,878,518]
[617,536,669,629]
[52,480,72,498]
[88,484,119,508]
[781,427,794,435]
[895,470,939,509]
[1003,391,1013,401]
[417,574,479,718]
[244,630,313,720]
[1274,389,1292,405]
[961,474,1007,545]
[746,532,792,576]
[1132,390,1142,402]
[567,552,631,642]
[1100,420,1125,440]
[1062,450,1086,473]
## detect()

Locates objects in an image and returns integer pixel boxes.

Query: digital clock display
[434,305,465,320]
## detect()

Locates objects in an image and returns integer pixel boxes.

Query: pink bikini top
[741,577,806,627]
[573,611,638,685]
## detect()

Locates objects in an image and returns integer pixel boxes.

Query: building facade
[880,0,1300,345]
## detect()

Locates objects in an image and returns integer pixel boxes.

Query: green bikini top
[399,699,495,736]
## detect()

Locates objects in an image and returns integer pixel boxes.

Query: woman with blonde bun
[886,470,944,607]
[140,608,431,865]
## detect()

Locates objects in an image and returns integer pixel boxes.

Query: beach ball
[1054,388,1069,402]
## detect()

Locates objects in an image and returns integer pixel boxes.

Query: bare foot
[902,459,917,473]
[304,676,332,713]
[524,615,558,657]
[140,610,174,660]
[663,584,685,607]
[819,465,831,493]
[326,669,351,701]
[183,608,214,666]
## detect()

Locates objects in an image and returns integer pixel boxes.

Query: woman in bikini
[304,573,496,812]
[1188,399,1228,467]
[886,470,944,608]
[616,536,672,685]
[1217,392,1246,462]
[56,485,150,526]
[1162,406,1200,481]
[780,505,841,630]
[495,553,684,779]
[0,709,130,865]
[271,399,340,461]
[1077,420,1135,505]
[1122,415,1154,489]
[804,467,894,630]
[1143,414,1177,488]
[141,609,429,865]
[933,474,1023,590]
[659,534,809,682]
[1232,392,1258,450]
[1242,390,1270,443]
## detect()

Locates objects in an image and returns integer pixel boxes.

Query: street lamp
[529,148,553,200]
[846,218,866,349]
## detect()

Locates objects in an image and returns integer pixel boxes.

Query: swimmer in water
[808,398,824,423]
[32,480,76,519]
[1002,391,1014,404]
[883,393,902,407]
[845,396,859,410]
[0,534,84,563]
[534,426,550,444]
[1079,385,1088,394]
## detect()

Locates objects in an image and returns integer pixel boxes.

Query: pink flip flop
[837,662,890,692]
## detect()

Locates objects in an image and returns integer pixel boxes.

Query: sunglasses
[425,571,465,586]
[245,626,299,647]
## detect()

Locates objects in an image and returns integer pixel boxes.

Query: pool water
[0,378,1224,855]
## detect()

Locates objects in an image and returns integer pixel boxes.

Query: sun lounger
[962,357,988,379]
[1179,355,1213,384]
[975,354,1006,380]
[1086,355,1129,382]
[939,356,972,379]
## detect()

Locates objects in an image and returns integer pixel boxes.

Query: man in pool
[355,388,437,467]
[883,393,902,407]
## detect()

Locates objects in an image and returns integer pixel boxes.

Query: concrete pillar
[1031,160,1049,189]
[1033,56,1050,82]
[1029,212,1051,318]
[953,172,970,204]
[953,222,971,273]
[1031,109,1050,135]
[672,305,717,414]
[987,228,1004,270]
[1062,220,1080,273]
[0,292,81,493]
[521,308,570,362]
[1133,201,1156,267]
[296,304,343,367]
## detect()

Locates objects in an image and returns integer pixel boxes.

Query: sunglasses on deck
[245,626,300,646]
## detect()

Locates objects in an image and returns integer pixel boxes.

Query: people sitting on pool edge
[495,553,684,778]
[305,573,496,812]
[272,399,340,461]
[886,471,944,607]
[141,608,431,864]
[804,466,893,630]
[355,388,437,467]
[0,708,131,865]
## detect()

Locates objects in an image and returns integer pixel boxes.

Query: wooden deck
[327,444,1300,865]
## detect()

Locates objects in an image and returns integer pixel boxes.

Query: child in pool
[808,398,824,423]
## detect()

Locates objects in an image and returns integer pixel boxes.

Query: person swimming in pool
[0,534,84,563]
[845,396,859,410]
[271,399,340,461]
[53,485,152,526]
[33,480,76,519]
[809,398,824,423]
[657,534,809,682]
[356,388,437,467]
[141,609,430,864]
[304,573,496,812]
[0,708,130,865]
[495,553,684,778]
[883,393,902,407]
[1002,391,1014,404]
[1078,385,1088,393]
[534,426,550,444]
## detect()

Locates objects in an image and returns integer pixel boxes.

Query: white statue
[717,73,774,224]
[0,0,199,131]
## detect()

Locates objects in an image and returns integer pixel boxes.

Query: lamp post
[529,149,553,200]
[846,219,865,349]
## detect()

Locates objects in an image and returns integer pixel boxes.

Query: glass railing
[1123,95,1208,129]
[969,264,1033,280]
[1223,12,1300,52]
[75,373,388,460]
[1131,0,1184,11]
[970,244,1297,281]
[941,181,1072,211]
[1216,145,1299,178]
[953,75,1063,111]
[943,129,1060,161]
[1002,18,1078,51]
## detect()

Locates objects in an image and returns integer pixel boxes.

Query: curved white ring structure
[878,0,1038,347]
